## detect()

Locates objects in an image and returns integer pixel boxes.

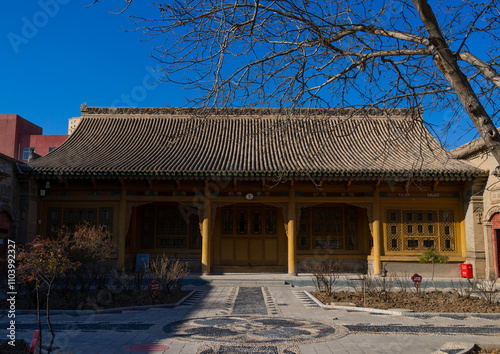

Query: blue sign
[136,253,149,272]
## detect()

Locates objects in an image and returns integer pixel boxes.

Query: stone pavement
[3,274,500,353]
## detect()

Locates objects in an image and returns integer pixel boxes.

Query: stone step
[205,279,291,287]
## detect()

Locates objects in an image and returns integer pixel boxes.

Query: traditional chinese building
[26,106,486,276]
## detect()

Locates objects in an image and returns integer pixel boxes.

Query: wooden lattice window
[251,209,262,234]
[46,207,62,238]
[385,208,456,253]
[137,204,202,250]
[154,205,200,249]
[297,208,310,250]
[189,217,202,249]
[236,209,248,234]
[297,205,359,251]
[222,209,233,234]
[141,205,155,249]
[265,209,277,234]
[221,206,277,237]
[47,207,113,238]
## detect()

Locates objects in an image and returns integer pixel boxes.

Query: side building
[0,153,37,276]
[0,114,67,161]
[453,138,500,279]
[26,106,487,277]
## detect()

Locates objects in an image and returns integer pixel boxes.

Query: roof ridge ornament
[81,106,421,118]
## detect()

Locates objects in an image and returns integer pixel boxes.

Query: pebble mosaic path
[158,287,347,352]
[3,284,500,353]
[232,287,268,315]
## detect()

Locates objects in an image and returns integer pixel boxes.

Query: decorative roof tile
[28,107,480,180]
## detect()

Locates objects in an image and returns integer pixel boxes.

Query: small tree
[419,247,448,292]
[18,237,77,353]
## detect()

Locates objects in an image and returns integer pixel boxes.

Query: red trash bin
[460,264,473,278]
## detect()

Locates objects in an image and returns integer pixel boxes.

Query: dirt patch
[312,291,500,313]
[13,289,191,311]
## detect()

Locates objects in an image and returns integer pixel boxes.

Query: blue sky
[1,0,186,135]
[0,1,489,149]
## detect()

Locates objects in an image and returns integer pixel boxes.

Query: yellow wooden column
[201,184,212,274]
[372,190,382,275]
[117,183,127,270]
[287,185,297,275]
[458,194,467,258]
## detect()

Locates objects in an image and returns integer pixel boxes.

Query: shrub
[452,278,499,304]
[472,278,499,303]
[148,254,190,298]
[309,261,341,296]
[419,247,448,292]
[393,271,412,292]
[347,272,395,304]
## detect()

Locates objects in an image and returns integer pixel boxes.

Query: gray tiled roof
[28,107,479,180]
[451,135,489,159]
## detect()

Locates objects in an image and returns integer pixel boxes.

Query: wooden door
[219,205,279,267]
[491,213,500,278]
[495,229,500,278]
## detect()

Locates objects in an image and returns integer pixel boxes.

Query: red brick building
[0,114,67,161]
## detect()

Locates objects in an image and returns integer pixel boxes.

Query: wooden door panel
[264,239,278,261]
[221,239,234,261]
[249,239,264,260]
[235,239,249,261]
[217,204,281,268]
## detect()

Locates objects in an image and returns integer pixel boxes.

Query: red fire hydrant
[460,264,473,278]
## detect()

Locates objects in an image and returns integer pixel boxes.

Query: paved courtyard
[3,275,500,353]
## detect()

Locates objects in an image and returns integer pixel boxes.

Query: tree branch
[458,52,500,89]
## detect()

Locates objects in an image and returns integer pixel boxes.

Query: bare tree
[115,1,500,165]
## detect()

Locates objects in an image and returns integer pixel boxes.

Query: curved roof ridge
[81,106,422,119]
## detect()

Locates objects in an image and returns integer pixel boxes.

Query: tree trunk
[411,0,500,170]
[46,279,56,353]
[46,283,54,337]
[36,282,42,354]
[431,259,437,292]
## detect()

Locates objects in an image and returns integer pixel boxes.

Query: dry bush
[346,274,365,293]
[473,279,499,303]
[148,254,190,297]
[450,279,475,299]
[309,260,341,296]
[450,278,499,304]
[393,271,412,293]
